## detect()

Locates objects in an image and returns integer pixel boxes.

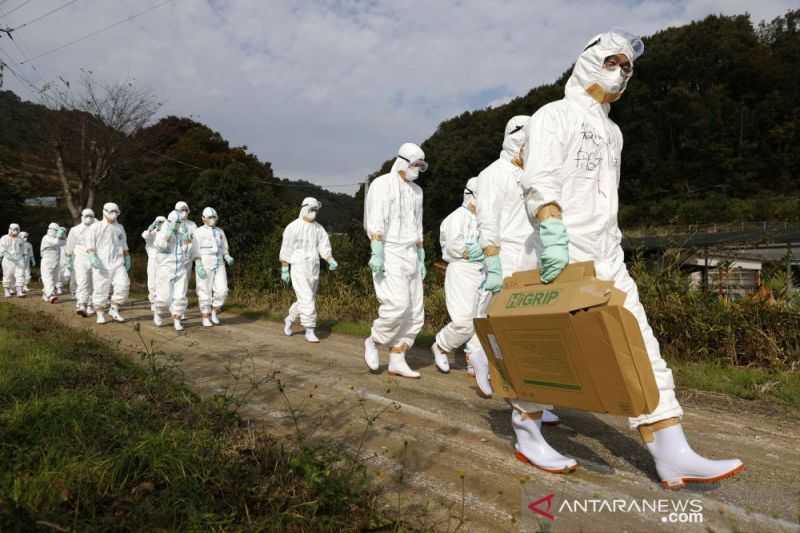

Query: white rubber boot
[542,409,561,426]
[210,308,221,325]
[283,316,294,337]
[153,311,164,327]
[643,421,745,490]
[76,305,86,317]
[4,289,12,298]
[305,328,320,343]
[512,410,577,473]
[86,305,95,316]
[150,304,156,313]
[96,310,107,325]
[109,306,125,323]
[430,344,451,373]
[173,318,184,332]
[466,363,475,376]
[388,352,420,379]
[467,348,493,397]
[364,337,380,371]
[202,315,213,328]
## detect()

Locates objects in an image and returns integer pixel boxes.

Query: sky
[0,0,795,195]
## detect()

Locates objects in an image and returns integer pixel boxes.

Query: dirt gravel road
[8,295,800,532]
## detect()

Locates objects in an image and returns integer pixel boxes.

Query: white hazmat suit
[86,203,130,323]
[66,209,96,315]
[40,223,63,302]
[363,143,427,378]
[432,178,490,373]
[142,216,167,312]
[1,224,25,297]
[154,210,193,330]
[194,207,233,327]
[513,31,743,487]
[280,198,334,342]
[20,232,34,293]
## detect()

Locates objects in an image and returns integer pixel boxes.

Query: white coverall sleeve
[0,236,8,255]
[364,179,387,239]
[520,106,569,215]
[415,186,424,243]
[476,171,505,249]
[65,229,77,255]
[221,229,230,256]
[440,213,465,262]
[154,225,172,252]
[120,227,129,252]
[317,227,332,260]
[84,225,98,252]
[279,225,293,264]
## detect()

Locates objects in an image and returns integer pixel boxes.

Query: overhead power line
[21,0,175,64]
[0,0,35,18]
[11,0,79,31]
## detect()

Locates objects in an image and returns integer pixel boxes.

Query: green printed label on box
[505,290,560,309]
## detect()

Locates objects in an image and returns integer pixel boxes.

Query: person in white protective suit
[193,207,235,328]
[141,216,167,313]
[154,210,193,331]
[471,116,562,425]
[0,223,26,297]
[512,31,744,487]
[39,223,63,303]
[56,226,70,296]
[19,232,35,294]
[280,198,337,343]
[174,201,197,319]
[86,202,131,324]
[363,143,428,378]
[430,178,491,376]
[66,209,97,316]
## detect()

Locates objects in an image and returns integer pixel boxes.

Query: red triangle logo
[528,493,556,521]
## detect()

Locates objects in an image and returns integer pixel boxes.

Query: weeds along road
[8,295,800,533]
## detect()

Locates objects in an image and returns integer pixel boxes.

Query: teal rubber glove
[88,252,101,269]
[539,219,570,284]
[466,241,485,262]
[224,254,234,266]
[195,260,207,280]
[123,255,131,272]
[368,240,384,275]
[65,255,72,270]
[417,247,426,280]
[482,255,503,293]
[281,266,291,286]
[328,258,338,271]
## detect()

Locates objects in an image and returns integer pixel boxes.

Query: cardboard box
[474,262,659,417]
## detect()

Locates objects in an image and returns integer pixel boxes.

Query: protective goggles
[398,156,429,173]
[464,187,475,197]
[104,209,120,216]
[301,202,322,211]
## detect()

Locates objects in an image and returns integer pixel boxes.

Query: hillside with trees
[365,10,800,233]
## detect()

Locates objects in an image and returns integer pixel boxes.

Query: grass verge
[0,302,406,532]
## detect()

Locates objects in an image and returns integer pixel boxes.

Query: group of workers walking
[1,30,745,490]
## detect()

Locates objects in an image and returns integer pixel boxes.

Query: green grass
[0,302,404,532]
[672,360,800,406]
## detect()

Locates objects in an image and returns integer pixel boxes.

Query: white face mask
[405,168,420,181]
[205,217,217,227]
[10,230,19,237]
[305,211,317,222]
[83,216,94,226]
[104,211,118,222]
[178,210,189,221]
[595,66,629,95]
